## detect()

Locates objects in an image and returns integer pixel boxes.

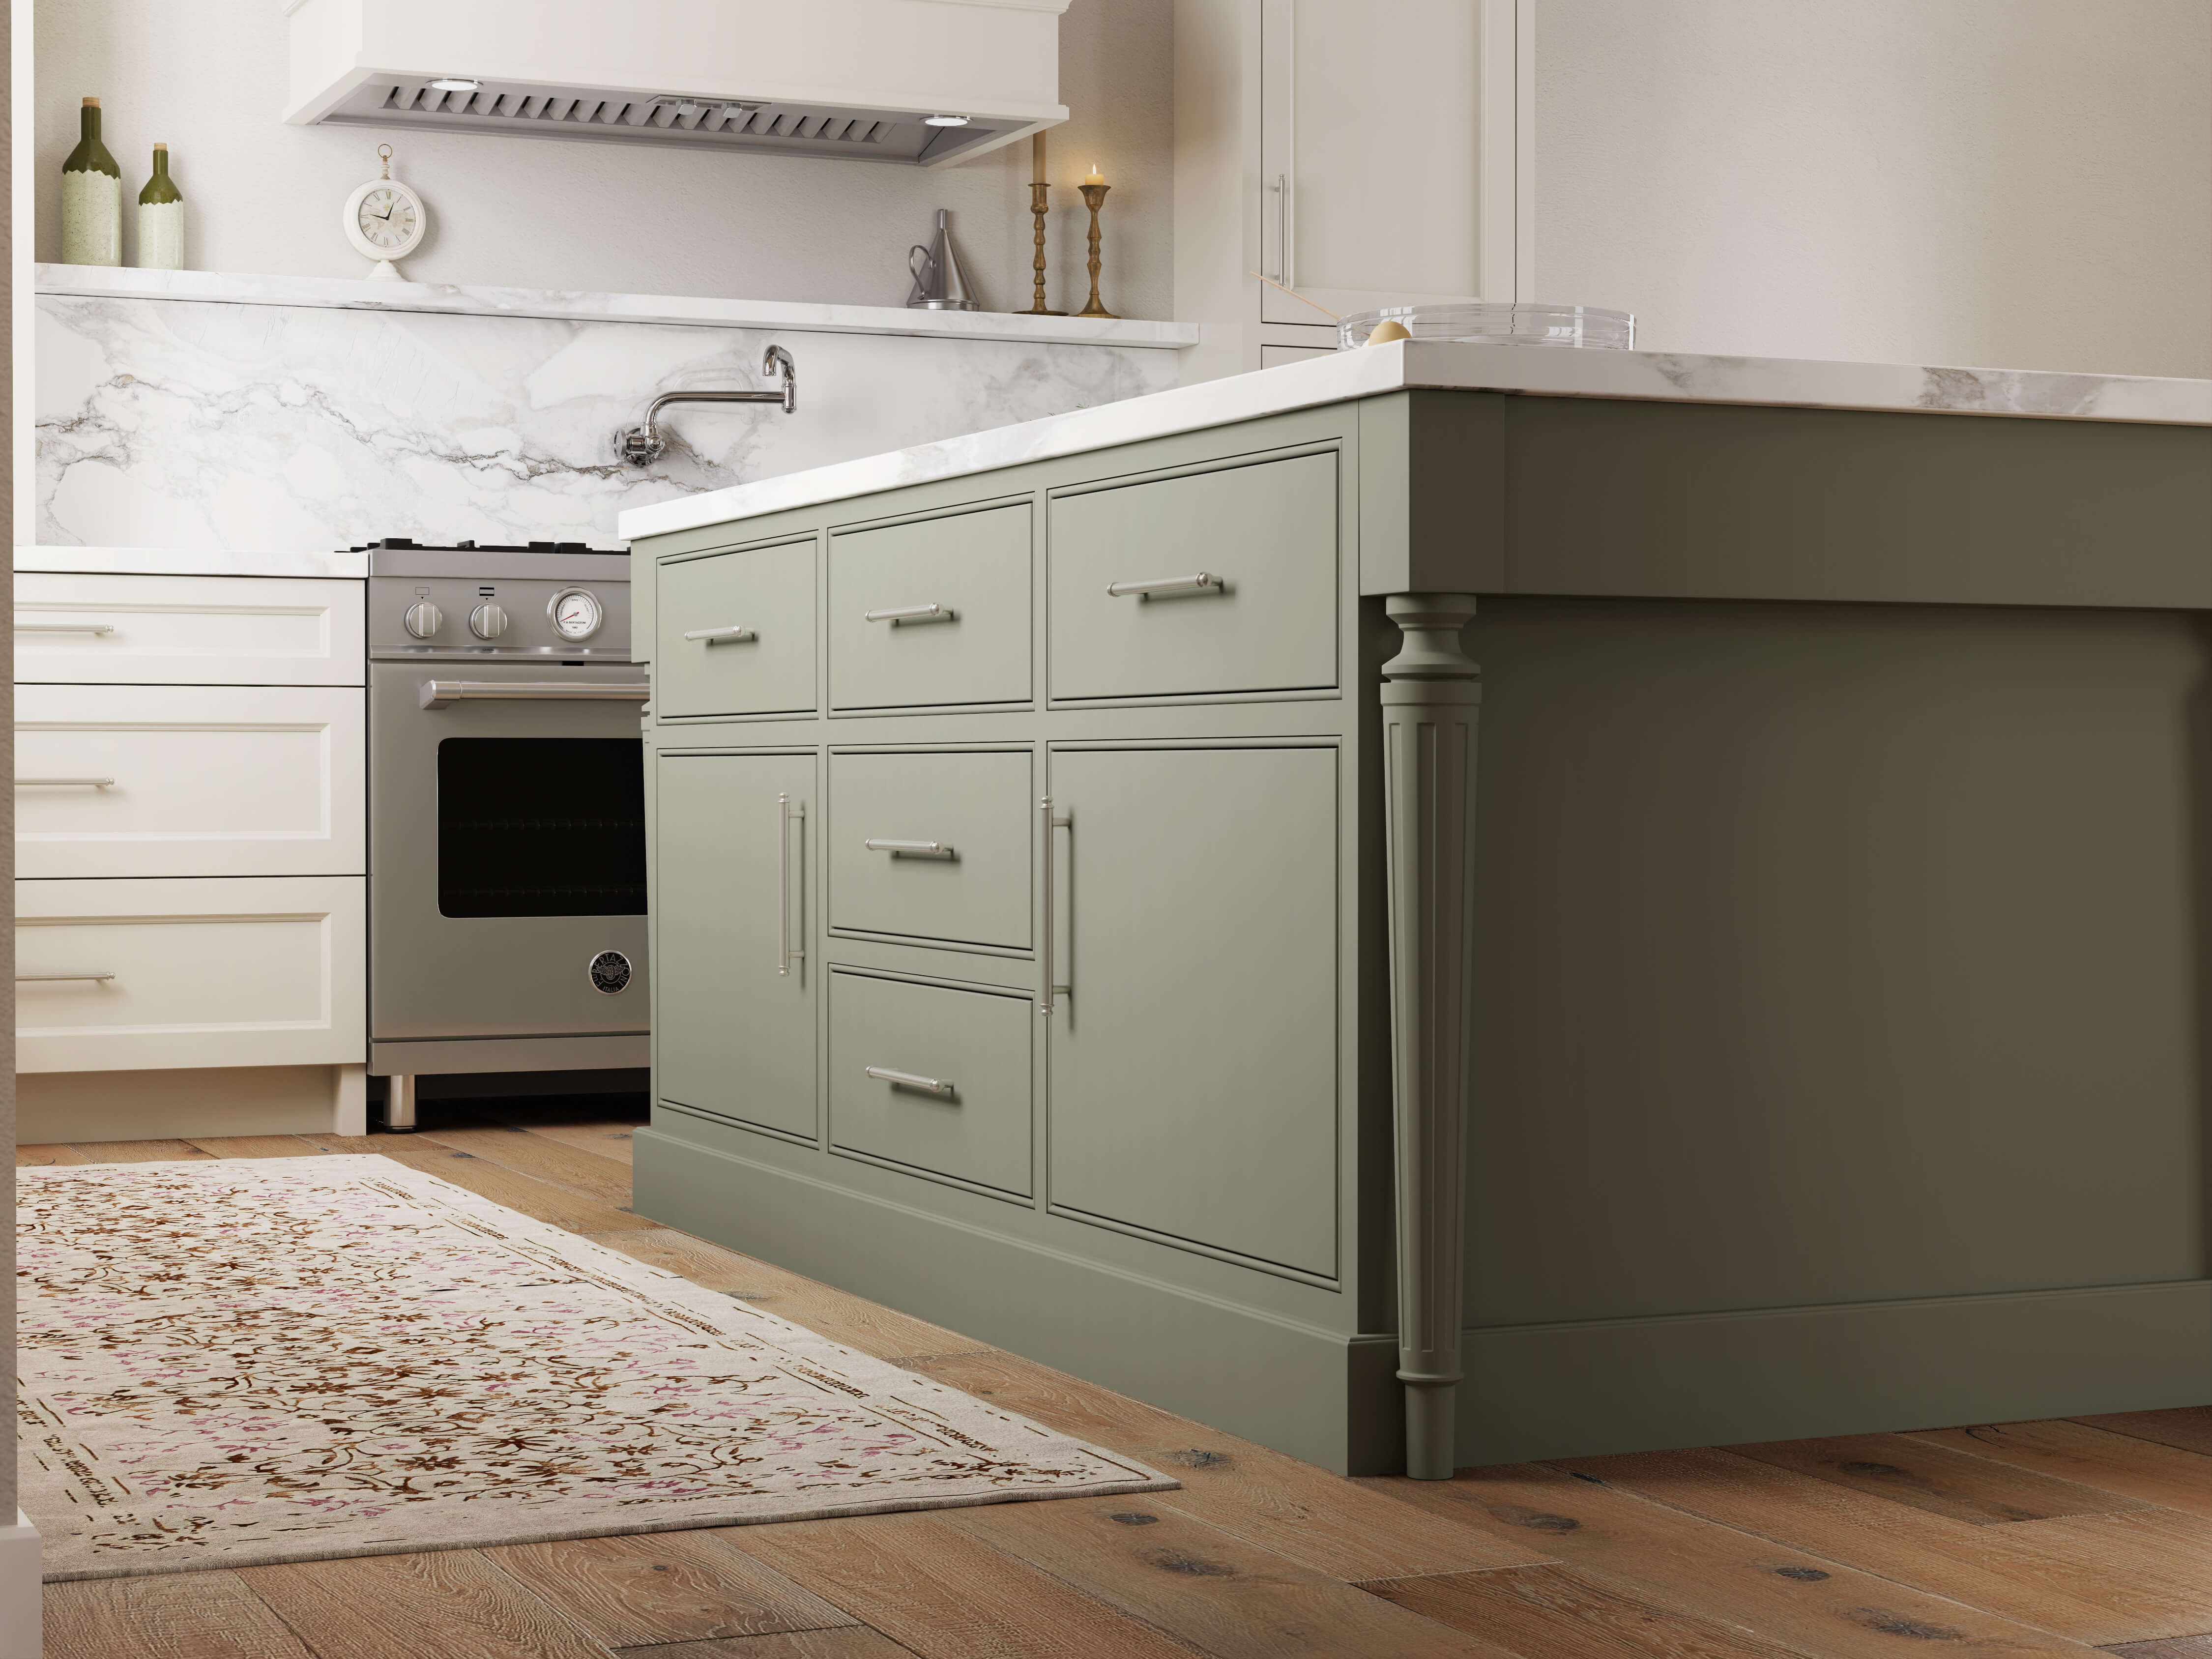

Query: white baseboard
[0,1513,41,1659]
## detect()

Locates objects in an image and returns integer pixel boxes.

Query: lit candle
[1083,163,1105,186]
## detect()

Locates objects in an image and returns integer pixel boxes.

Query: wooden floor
[23,1109,2212,1659]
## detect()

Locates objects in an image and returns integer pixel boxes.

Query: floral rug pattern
[17,1155,1171,1579]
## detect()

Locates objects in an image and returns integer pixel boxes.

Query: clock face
[356,186,418,249]
[551,588,604,642]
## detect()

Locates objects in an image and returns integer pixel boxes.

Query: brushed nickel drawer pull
[16,777,115,787]
[864,838,955,858]
[420,681,650,709]
[683,625,756,644]
[863,603,957,625]
[1106,572,1224,599]
[17,972,116,983]
[865,1066,955,1097]
[16,622,116,635]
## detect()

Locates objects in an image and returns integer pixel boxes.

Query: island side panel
[1452,595,2212,1461]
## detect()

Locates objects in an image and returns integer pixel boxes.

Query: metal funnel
[907,208,980,311]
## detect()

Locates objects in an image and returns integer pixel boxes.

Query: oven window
[437,738,647,918]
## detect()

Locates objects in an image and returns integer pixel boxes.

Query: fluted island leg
[1380,593,1481,1480]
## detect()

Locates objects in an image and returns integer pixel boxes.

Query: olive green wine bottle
[61,96,123,266]
[137,143,184,269]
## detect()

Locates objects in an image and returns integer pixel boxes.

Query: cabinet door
[1047,747,1339,1276]
[655,753,816,1138]
[1260,0,1488,323]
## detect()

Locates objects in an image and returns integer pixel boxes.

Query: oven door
[370,661,649,1044]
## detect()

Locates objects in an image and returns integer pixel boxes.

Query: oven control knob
[469,602,509,640]
[404,600,443,639]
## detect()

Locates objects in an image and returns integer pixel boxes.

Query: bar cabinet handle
[1039,796,1071,1016]
[1106,572,1225,599]
[684,625,756,644]
[865,1066,955,1097]
[16,777,115,788]
[779,792,805,976]
[863,603,957,625]
[17,972,116,983]
[16,623,116,635]
[864,838,955,858]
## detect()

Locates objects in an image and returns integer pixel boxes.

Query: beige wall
[1534,0,2212,378]
[34,0,1173,320]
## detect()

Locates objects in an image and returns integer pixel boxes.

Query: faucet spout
[617,345,797,466]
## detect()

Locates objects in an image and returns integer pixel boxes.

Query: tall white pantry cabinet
[13,562,368,1140]
[1173,0,1529,381]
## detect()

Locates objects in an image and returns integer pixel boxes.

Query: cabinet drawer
[830,971,1032,1196]
[830,503,1031,710]
[656,538,815,717]
[1048,452,1339,701]
[14,573,364,686]
[15,684,366,879]
[829,750,1031,949]
[16,875,366,1074]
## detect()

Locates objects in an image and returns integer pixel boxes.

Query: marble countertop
[15,546,371,579]
[35,264,1200,351]
[620,339,2212,541]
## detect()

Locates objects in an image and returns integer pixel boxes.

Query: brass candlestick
[1077,182,1116,319]
[1025,181,1064,315]
[1023,132,1064,316]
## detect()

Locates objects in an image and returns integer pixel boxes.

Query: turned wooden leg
[1380,593,1481,1479]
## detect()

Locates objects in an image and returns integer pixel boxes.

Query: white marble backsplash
[35,284,1182,552]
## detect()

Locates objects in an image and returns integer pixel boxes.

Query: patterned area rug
[18,1155,1173,1580]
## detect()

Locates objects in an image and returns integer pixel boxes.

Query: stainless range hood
[285,0,1069,167]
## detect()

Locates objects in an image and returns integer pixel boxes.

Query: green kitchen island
[618,343,2212,1476]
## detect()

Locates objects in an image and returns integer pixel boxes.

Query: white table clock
[343,144,427,281]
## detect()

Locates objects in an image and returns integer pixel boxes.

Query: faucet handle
[763,344,797,414]
[616,426,665,466]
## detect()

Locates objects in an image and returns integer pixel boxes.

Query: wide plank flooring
[30,1111,2212,1659]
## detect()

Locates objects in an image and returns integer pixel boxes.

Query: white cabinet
[13,565,370,1091]
[1175,0,1526,379]
[14,573,364,685]
[15,875,367,1073]
[15,684,366,879]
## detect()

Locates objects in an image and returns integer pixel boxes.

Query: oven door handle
[419,680,652,709]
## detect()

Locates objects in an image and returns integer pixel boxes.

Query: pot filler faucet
[617,344,795,466]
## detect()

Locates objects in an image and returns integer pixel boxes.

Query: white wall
[35,0,1173,320]
[1534,0,2212,378]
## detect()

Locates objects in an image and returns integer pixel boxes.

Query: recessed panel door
[1047,746,1339,1276]
[656,539,816,717]
[655,752,816,1138]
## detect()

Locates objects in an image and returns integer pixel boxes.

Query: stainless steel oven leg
[380,1074,419,1133]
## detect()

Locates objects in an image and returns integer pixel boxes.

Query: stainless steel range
[361,539,647,1130]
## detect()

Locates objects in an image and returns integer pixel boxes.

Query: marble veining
[624,338,2212,540]
[35,290,1180,552]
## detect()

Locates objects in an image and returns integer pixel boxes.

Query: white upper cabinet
[1259,0,1485,324]
[1175,0,1525,377]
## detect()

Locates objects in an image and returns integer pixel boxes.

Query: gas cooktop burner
[350,537,626,556]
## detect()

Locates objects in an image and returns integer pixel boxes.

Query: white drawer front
[15,876,366,1073]
[15,685,365,878]
[15,573,364,685]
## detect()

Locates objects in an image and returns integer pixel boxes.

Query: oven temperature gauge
[549,587,605,643]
